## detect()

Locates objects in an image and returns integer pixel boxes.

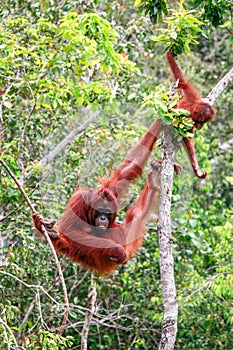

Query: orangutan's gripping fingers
[32,212,59,239]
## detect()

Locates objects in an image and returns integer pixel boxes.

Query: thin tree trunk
[157,126,178,350]
[81,274,97,350]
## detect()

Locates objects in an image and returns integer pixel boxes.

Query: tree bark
[157,126,178,350]
[81,274,97,350]
[205,67,233,105]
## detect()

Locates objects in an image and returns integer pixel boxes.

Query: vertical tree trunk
[81,274,97,350]
[158,126,178,350]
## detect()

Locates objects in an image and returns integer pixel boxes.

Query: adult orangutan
[166,50,216,178]
[33,119,182,275]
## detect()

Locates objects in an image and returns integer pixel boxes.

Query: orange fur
[33,120,162,275]
[166,51,216,178]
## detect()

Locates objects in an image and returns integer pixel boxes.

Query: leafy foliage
[134,0,168,24]
[23,330,73,350]
[140,85,194,137]
[0,0,232,349]
[193,0,233,27]
[152,3,203,55]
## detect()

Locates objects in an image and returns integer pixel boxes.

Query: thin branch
[39,110,99,167]
[40,224,69,335]
[0,317,18,346]
[36,286,45,328]
[81,274,97,350]
[183,274,219,303]
[21,300,35,326]
[68,270,89,300]
[0,161,60,222]
[0,161,57,222]
[205,67,233,105]
[0,158,69,334]
[0,158,36,213]
[0,271,60,305]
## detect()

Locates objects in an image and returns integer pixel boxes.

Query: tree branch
[0,317,18,346]
[0,157,69,334]
[0,158,36,213]
[205,67,233,105]
[40,225,69,335]
[39,110,99,167]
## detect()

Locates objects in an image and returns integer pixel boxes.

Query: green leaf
[184,42,191,54]
[151,34,168,42]
[134,0,142,7]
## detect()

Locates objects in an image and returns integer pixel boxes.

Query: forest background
[0,0,232,349]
